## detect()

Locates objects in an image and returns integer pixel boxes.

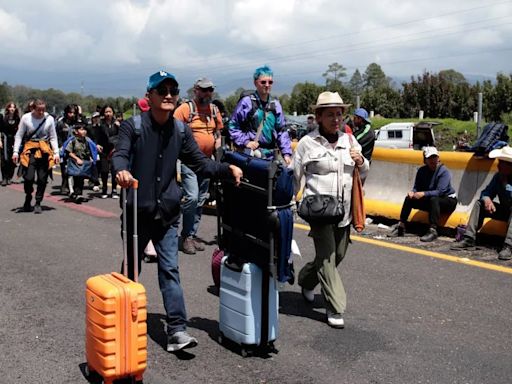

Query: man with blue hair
[228,65,292,164]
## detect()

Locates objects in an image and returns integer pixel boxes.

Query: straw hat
[489,145,512,163]
[314,92,352,110]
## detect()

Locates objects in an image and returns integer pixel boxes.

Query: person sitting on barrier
[451,146,512,260]
[388,146,457,242]
[293,91,369,329]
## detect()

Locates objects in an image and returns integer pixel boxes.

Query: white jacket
[292,129,369,227]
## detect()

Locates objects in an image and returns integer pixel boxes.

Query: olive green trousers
[298,224,350,314]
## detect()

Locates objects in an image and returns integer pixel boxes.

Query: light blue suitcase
[218,256,279,356]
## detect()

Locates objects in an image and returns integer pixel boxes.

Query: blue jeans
[123,215,186,335]
[180,164,210,238]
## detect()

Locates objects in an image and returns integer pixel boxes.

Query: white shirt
[292,129,369,227]
[14,112,59,155]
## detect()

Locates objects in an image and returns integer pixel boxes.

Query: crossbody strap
[25,117,47,141]
[254,111,268,143]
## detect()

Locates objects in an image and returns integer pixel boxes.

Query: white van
[375,122,437,149]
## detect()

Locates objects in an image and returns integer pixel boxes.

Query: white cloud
[0,8,28,50]
[0,0,510,95]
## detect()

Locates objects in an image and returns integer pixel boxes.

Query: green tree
[0,82,10,106]
[278,93,290,114]
[363,63,390,89]
[288,82,325,115]
[439,69,467,86]
[488,73,512,121]
[224,87,247,115]
[361,86,400,118]
[322,62,347,90]
[348,69,364,96]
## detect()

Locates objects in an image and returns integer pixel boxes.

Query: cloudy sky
[0,0,510,97]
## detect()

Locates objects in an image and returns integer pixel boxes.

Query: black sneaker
[166,331,198,352]
[23,201,32,212]
[450,237,475,250]
[1,179,7,186]
[34,204,42,214]
[387,225,404,238]
[498,246,512,260]
[420,228,438,242]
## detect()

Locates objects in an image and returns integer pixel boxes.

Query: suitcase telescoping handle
[122,179,139,283]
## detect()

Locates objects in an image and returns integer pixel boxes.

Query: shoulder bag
[297,149,344,225]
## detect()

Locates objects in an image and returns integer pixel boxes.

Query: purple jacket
[228,94,292,158]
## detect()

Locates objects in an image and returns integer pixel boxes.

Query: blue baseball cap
[147,70,178,91]
[354,107,371,123]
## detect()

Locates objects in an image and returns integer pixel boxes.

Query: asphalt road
[0,178,511,384]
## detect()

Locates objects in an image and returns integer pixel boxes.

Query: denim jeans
[123,215,187,335]
[180,164,210,238]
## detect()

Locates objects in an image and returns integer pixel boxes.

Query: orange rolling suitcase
[85,181,147,384]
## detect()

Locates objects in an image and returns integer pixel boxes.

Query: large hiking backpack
[470,122,509,156]
[184,100,220,128]
[236,90,278,132]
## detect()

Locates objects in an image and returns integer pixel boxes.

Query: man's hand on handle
[116,170,135,189]
[229,165,243,186]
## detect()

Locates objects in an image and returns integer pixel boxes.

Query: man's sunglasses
[199,87,214,93]
[155,86,180,96]
[259,80,273,85]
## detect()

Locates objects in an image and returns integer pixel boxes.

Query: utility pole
[477,92,483,138]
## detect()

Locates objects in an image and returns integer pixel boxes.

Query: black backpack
[470,122,509,156]
[236,90,278,132]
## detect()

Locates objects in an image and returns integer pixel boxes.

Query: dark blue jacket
[413,163,456,197]
[480,173,512,208]
[112,111,231,226]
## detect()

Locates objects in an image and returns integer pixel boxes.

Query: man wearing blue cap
[113,70,243,353]
[352,108,375,162]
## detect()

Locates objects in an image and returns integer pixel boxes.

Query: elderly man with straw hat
[452,145,512,260]
[292,91,369,328]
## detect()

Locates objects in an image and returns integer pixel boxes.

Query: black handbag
[297,149,347,225]
[297,194,344,225]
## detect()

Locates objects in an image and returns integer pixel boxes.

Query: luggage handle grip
[122,179,139,282]
[112,272,130,284]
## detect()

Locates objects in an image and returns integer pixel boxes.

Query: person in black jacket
[98,105,119,198]
[388,146,457,242]
[55,104,76,194]
[352,108,375,162]
[0,102,20,186]
[113,70,242,353]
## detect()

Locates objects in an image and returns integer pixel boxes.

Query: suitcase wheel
[240,348,249,358]
[217,332,224,345]
[83,364,103,384]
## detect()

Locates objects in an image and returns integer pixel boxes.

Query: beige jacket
[291,129,369,227]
